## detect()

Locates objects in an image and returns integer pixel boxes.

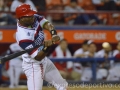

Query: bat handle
[0,59,3,64]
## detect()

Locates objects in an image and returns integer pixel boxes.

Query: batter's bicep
[19,41,47,60]
[37,15,49,29]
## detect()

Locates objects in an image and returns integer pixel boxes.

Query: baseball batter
[15,4,68,90]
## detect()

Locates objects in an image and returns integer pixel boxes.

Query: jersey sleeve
[35,14,48,28]
[19,40,38,58]
[74,49,82,56]
[113,50,119,57]
[19,40,44,58]
[96,50,104,57]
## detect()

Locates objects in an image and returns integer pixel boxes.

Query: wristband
[50,29,57,36]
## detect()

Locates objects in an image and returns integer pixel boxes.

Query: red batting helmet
[15,4,37,18]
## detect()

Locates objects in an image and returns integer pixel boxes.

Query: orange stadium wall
[0,26,120,55]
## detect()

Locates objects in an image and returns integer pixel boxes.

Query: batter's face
[19,16,35,26]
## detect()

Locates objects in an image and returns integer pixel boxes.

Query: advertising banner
[0,29,120,43]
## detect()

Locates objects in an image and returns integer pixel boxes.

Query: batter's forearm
[34,45,50,61]
[43,22,53,31]
[34,51,47,61]
[43,22,57,36]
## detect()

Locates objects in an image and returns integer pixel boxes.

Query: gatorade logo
[0,31,3,40]
[74,33,106,40]
[115,32,120,41]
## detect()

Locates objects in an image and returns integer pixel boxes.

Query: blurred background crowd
[0,0,120,26]
[0,0,120,89]
[1,40,120,88]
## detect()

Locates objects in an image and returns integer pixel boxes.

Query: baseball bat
[0,45,43,64]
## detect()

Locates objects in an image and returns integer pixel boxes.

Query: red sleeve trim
[29,48,38,55]
[19,39,33,45]
[34,25,40,37]
[39,17,44,22]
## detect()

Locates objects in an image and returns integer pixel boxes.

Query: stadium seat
[46,0,62,9]
[62,0,70,6]
[78,0,95,10]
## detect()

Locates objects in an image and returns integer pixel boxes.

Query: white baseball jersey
[96,49,113,58]
[74,48,89,58]
[73,48,89,74]
[113,50,120,57]
[107,50,120,81]
[16,14,48,63]
[112,50,120,66]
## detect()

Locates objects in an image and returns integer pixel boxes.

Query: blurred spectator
[96,42,113,80]
[77,0,86,8]
[64,0,101,25]
[46,0,71,6]
[89,0,120,25]
[74,40,89,58]
[108,13,120,25]
[46,0,62,9]
[10,0,37,12]
[51,5,64,24]
[102,0,117,11]
[0,0,16,25]
[73,40,89,79]
[0,0,9,11]
[92,0,103,5]
[80,41,98,81]
[107,41,120,81]
[114,0,120,4]
[80,0,95,10]
[0,64,2,85]
[77,0,95,10]
[6,43,23,88]
[31,0,46,11]
[46,0,64,24]
[64,0,84,25]
[5,0,13,9]
[114,0,120,10]
[45,0,64,24]
[92,0,104,10]
[97,42,113,59]
[62,0,70,6]
[50,39,80,80]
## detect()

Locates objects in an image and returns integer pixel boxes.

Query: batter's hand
[44,40,53,47]
[52,35,60,44]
